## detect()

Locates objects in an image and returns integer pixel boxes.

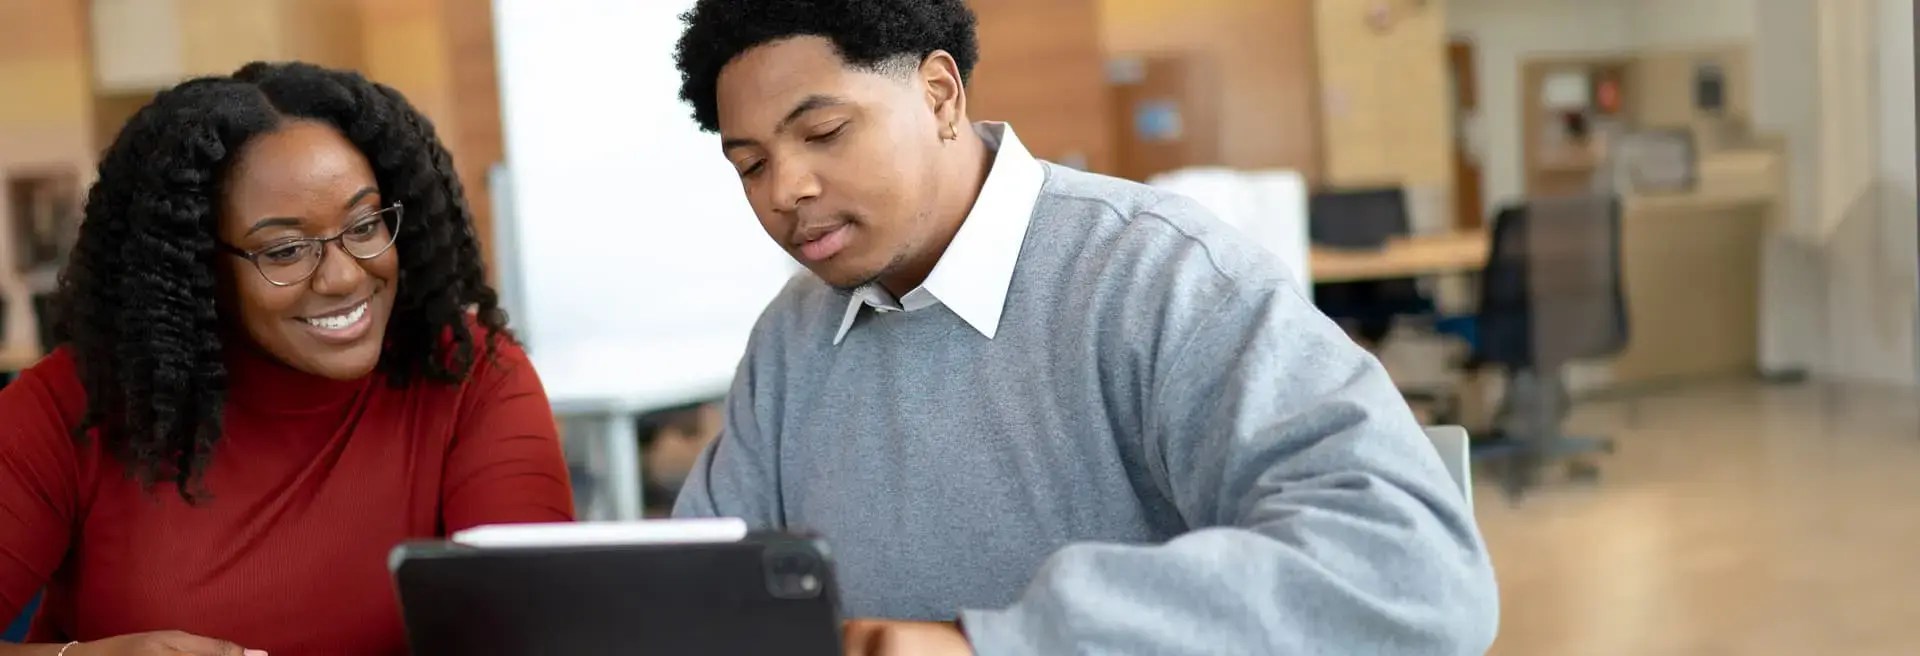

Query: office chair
[1468,194,1626,500]
[1423,425,1474,512]
[0,294,54,388]
[1308,187,1435,345]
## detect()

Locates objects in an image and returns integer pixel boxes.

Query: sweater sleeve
[441,340,577,531]
[958,284,1499,655]
[0,355,81,624]
[670,345,784,529]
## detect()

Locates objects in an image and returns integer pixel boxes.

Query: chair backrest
[1524,194,1628,366]
[1473,203,1533,365]
[1423,425,1473,511]
[1473,194,1628,368]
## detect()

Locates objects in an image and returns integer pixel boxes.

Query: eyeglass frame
[215,202,405,287]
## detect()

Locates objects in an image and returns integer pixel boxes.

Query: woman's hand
[842,619,972,656]
[66,632,266,656]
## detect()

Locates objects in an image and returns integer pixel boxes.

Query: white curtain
[1809,0,1920,384]
[1811,0,1880,245]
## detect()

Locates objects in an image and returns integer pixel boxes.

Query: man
[670,1,1499,654]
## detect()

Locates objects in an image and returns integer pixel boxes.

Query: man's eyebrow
[777,94,848,131]
[721,94,851,151]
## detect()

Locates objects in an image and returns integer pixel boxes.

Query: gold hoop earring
[943,121,959,141]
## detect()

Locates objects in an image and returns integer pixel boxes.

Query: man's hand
[842,619,973,656]
[66,631,266,656]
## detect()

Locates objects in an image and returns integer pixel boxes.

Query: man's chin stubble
[821,252,906,294]
[827,272,883,294]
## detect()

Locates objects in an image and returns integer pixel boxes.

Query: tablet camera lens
[764,548,824,599]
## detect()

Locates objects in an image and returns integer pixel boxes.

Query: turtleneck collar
[223,340,373,414]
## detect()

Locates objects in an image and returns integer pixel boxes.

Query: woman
[0,62,574,655]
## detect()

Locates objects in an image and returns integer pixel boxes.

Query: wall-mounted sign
[1694,62,1726,113]
[1542,70,1591,110]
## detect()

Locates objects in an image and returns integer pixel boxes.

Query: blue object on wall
[1132,99,1183,142]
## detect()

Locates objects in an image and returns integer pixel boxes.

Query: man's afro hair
[674,0,980,132]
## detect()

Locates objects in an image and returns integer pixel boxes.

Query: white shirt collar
[833,122,1045,345]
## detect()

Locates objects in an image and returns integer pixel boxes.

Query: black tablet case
[390,532,842,655]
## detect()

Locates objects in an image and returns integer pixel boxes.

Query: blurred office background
[3,0,1918,653]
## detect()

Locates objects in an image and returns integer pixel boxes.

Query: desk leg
[604,412,645,520]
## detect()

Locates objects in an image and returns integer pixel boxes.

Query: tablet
[389,519,843,655]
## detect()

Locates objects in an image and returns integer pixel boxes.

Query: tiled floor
[1476,381,1920,655]
[622,378,1920,653]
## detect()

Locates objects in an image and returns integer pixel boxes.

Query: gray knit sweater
[674,163,1498,655]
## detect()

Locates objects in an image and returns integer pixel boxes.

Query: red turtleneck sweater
[0,336,574,654]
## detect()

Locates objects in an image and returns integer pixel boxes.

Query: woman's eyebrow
[244,186,380,236]
[245,216,302,236]
[343,186,378,208]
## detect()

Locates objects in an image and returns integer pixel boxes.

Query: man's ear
[919,50,966,138]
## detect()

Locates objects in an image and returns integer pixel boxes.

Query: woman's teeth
[306,302,367,330]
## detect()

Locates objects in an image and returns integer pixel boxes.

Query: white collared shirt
[832,122,1045,345]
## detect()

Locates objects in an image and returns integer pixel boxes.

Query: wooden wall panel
[89,0,186,91]
[358,0,456,131]
[1099,0,1323,180]
[0,0,93,143]
[357,0,504,274]
[1629,45,1752,129]
[84,0,503,272]
[1109,54,1223,181]
[92,0,364,88]
[281,0,366,72]
[177,0,286,76]
[92,90,153,151]
[1313,0,1454,193]
[442,0,504,272]
[966,0,1115,173]
[0,0,93,364]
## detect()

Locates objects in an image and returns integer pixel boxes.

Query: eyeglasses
[217,203,404,286]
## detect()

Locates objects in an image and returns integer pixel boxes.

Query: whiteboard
[491,0,797,409]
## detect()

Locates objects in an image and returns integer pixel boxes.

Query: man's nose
[768,159,822,212]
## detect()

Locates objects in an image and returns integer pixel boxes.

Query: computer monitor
[1308,187,1411,250]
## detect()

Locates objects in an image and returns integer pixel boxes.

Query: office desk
[1604,192,1771,385]
[536,338,744,521]
[1309,231,1490,283]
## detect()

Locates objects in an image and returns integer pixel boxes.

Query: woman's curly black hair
[673,0,980,132]
[56,61,508,502]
